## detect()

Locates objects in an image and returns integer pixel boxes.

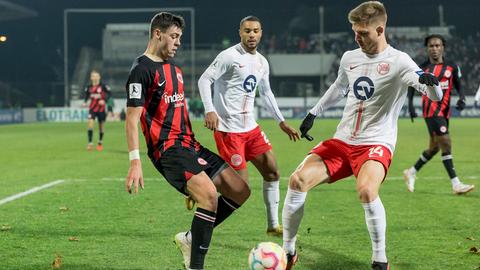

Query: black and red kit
[126,55,226,194]
[84,83,111,122]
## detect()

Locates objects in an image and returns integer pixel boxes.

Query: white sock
[451,177,461,187]
[263,180,280,229]
[408,167,417,174]
[282,188,307,255]
[362,196,387,263]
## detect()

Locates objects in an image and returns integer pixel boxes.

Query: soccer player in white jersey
[197,15,300,236]
[281,2,443,270]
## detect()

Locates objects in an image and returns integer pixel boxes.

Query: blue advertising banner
[0,109,23,125]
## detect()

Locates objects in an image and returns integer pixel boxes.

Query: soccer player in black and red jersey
[403,34,474,194]
[83,70,111,151]
[124,12,250,270]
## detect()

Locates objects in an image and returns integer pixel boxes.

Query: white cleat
[403,169,416,192]
[452,183,475,195]
[174,231,191,269]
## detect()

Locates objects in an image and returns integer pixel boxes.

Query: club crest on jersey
[377,62,390,75]
[243,75,257,93]
[353,76,375,101]
[444,70,451,78]
[177,73,184,84]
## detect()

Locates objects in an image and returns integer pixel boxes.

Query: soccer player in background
[124,12,251,270]
[403,34,474,194]
[83,70,111,151]
[197,15,300,237]
[281,2,443,269]
[475,84,480,108]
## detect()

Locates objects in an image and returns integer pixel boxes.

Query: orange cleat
[96,144,103,151]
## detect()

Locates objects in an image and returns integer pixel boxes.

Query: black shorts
[425,117,449,136]
[88,110,106,122]
[154,145,228,195]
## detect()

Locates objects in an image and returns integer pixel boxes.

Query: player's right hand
[299,113,316,141]
[408,106,418,123]
[418,73,439,86]
[204,111,219,131]
[126,160,144,194]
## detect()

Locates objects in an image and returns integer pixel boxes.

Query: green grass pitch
[0,119,479,269]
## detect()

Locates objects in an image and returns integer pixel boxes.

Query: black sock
[214,196,240,228]
[441,152,457,179]
[190,208,216,269]
[414,150,435,171]
[99,131,104,144]
[87,129,93,143]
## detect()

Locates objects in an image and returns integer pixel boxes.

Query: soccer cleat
[403,169,416,192]
[174,231,191,269]
[285,251,298,270]
[185,195,195,210]
[266,225,283,237]
[87,143,93,151]
[371,261,390,270]
[96,143,103,151]
[452,183,475,195]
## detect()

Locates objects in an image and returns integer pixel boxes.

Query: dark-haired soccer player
[197,15,299,237]
[83,70,111,151]
[124,12,250,270]
[403,34,474,195]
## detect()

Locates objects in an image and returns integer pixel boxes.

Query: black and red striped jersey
[420,60,462,118]
[126,55,200,161]
[84,83,111,113]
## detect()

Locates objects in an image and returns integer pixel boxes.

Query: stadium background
[0,1,479,269]
[1,0,480,123]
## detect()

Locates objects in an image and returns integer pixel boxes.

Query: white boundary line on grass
[0,180,65,206]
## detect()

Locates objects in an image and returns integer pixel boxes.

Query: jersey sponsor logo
[177,73,184,84]
[243,75,257,93]
[231,154,243,167]
[353,76,375,101]
[197,157,208,165]
[444,69,451,78]
[440,80,449,89]
[129,83,142,99]
[377,62,390,75]
[163,92,184,104]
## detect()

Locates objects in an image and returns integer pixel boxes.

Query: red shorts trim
[214,126,272,170]
[310,139,392,183]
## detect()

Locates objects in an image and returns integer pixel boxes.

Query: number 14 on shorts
[368,146,384,157]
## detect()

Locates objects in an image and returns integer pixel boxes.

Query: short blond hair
[348,1,387,25]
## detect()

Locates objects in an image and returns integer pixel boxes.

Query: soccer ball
[248,242,287,270]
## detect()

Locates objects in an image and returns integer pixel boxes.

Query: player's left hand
[456,98,466,111]
[279,121,300,142]
[418,73,439,86]
[299,113,316,141]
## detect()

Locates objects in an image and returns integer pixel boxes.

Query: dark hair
[239,15,261,28]
[424,34,446,47]
[150,12,185,38]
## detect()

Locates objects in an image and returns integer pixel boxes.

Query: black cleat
[285,251,298,270]
[371,261,390,270]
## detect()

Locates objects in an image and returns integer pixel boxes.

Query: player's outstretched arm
[125,106,144,194]
[279,121,300,141]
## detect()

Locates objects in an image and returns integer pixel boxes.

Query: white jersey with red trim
[310,45,441,153]
[198,43,284,133]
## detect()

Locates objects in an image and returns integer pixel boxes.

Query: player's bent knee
[289,172,309,192]
[356,184,377,202]
[265,170,280,182]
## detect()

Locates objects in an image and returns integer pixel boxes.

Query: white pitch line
[0,180,65,206]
